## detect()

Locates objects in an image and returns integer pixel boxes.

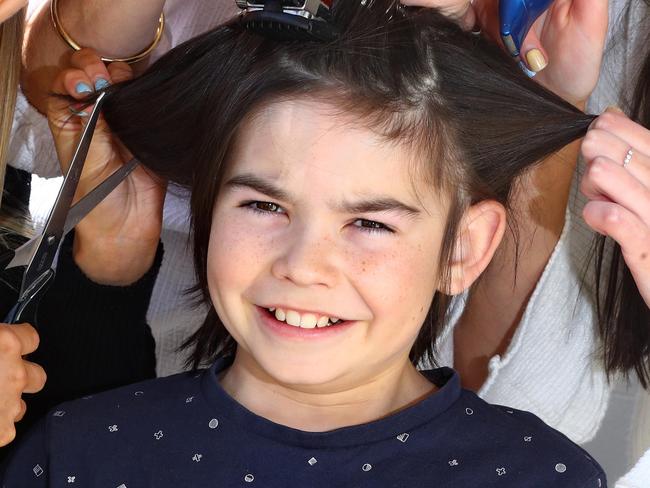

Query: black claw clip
[236,0,338,42]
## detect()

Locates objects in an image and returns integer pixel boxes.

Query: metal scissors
[1,91,139,324]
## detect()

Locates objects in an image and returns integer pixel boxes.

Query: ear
[445,200,506,295]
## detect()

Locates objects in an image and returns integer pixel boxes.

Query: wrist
[56,0,165,59]
[72,232,160,286]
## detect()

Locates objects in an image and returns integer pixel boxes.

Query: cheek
[347,238,440,328]
[207,209,270,299]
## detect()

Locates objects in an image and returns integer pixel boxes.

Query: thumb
[47,69,109,174]
[518,18,549,73]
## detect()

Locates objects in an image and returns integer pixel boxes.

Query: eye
[353,219,394,234]
[242,200,285,214]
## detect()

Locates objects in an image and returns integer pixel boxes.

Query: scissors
[1,91,139,324]
[500,0,554,76]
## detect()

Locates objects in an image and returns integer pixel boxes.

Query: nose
[271,222,339,288]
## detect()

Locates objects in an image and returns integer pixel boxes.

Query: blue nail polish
[75,82,93,94]
[94,78,110,91]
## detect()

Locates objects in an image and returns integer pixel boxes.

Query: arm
[25,231,160,421]
[452,0,608,390]
[22,0,165,114]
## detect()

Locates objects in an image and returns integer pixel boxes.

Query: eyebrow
[226,174,291,202]
[226,173,422,218]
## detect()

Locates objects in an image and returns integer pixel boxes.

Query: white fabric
[9,0,650,484]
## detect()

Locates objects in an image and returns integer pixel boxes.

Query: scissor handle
[4,269,55,324]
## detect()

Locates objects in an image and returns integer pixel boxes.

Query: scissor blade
[4,235,41,269]
[18,91,107,300]
[3,158,139,271]
[63,158,139,235]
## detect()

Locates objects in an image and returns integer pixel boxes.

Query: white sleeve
[8,89,61,178]
[615,450,650,488]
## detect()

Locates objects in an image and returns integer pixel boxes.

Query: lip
[255,306,357,340]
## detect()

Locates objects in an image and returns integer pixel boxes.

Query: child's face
[207,99,450,390]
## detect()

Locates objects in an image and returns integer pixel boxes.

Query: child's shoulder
[441,389,606,487]
[45,369,207,434]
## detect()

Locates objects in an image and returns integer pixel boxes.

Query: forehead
[228,99,440,207]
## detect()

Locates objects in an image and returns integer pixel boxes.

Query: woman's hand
[581,108,650,305]
[403,0,608,106]
[400,0,476,29]
[472,0,609,106]
[48,48,166,286]
[0,323,46,447]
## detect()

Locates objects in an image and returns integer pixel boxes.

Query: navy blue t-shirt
[1,357,606,487]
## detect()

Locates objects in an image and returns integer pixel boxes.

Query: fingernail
[94,78,110,91]
[69,105,89,117]
[75,82,93,94]
[525,49,548,72]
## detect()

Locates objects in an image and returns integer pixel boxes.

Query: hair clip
[236,0,338,42]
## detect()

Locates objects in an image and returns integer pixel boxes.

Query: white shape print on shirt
[67,476,75,483]
[154,430,164,440]
[108,424,118,433]
[496,467,507,476]
[53,411,65,417]
[555,463,567,473]
[244,474,255,482]
[362,464,372,472]
[33,464,44,477]
[448,459,459,467]
[308,457,317,466]
[192,454,202,462]
[208,418,219,429]
[396,433,409,443]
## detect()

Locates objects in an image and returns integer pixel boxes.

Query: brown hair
[86,0,595,368]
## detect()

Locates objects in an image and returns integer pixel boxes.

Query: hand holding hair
[469,0,608,105]
[47,48,167,286]
[580,108,650,307]
[0,323,46,447]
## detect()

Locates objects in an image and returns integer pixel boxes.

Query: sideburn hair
[88,0,595,369]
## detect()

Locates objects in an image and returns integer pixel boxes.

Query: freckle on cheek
[642,253,648,261]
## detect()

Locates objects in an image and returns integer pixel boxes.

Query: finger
[591,109,650,156]
[519,18,548,73]
[580,156,650,227]
[0,323,39,356]
[583,201,650,301]
[582,127,650,187]
[400,0,471,19]
[14,399,27,422]
[22,361,47,394]
[0,423,16,447]
[107,62,134,84]
[69,48,112,91]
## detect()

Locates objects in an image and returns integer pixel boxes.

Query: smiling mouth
[262,306,346,329]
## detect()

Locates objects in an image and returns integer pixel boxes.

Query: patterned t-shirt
[1,357,606,487]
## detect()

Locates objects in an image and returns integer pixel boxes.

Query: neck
[219,352,436,432]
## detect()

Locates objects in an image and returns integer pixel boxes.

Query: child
[2,1,606,486]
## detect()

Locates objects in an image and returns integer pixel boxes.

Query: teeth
[268,307,342,329]
[285,310,301,327]
[300,314,318,329]
[317,316,329,328]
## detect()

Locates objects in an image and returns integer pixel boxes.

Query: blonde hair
[0,8,28,239]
